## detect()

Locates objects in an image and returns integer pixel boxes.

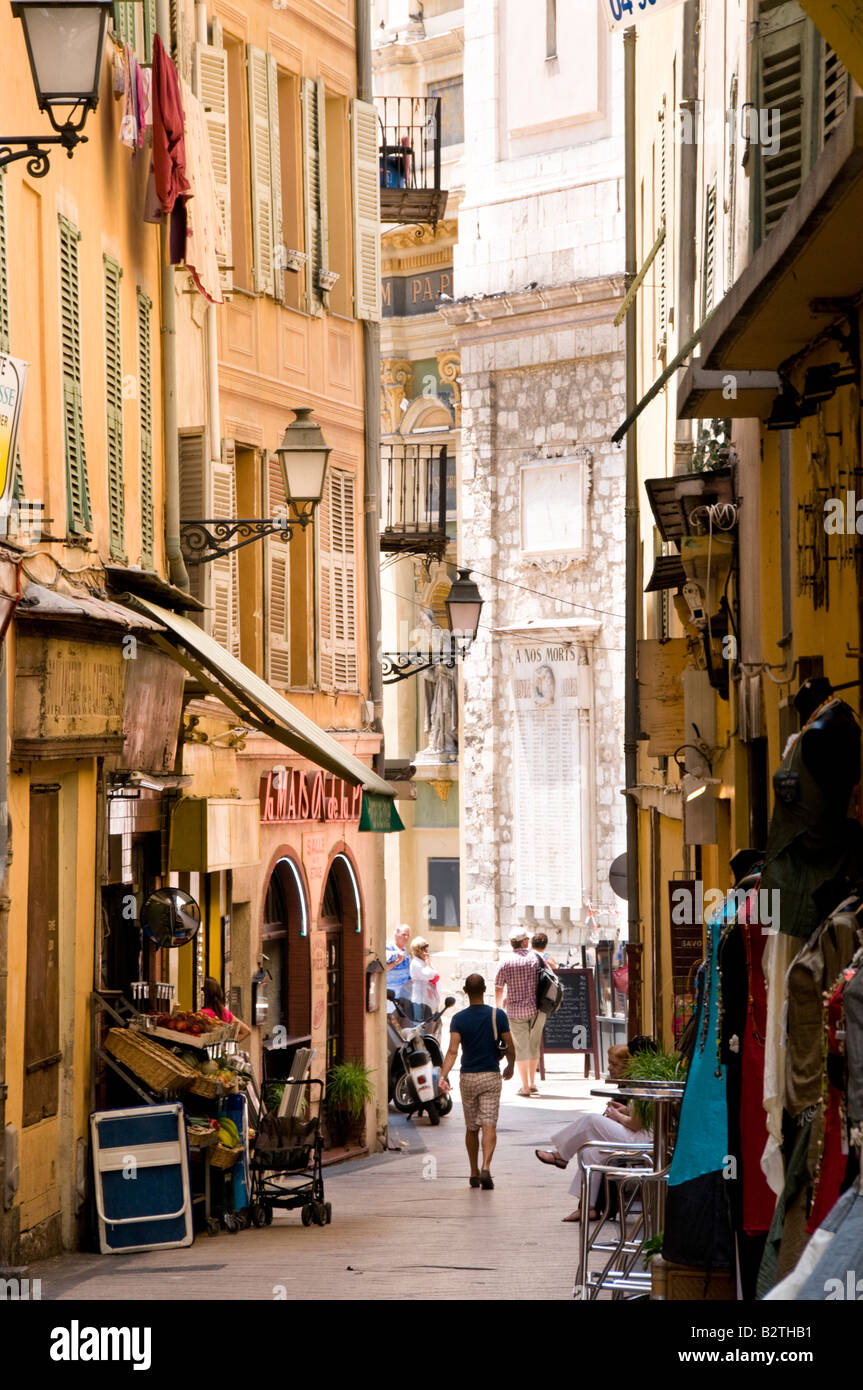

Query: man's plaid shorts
[459,1070,503,1131]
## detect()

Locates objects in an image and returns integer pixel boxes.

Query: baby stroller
[248,1076,331,1227]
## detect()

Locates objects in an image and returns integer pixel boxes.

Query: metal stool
[572,1142,659,1301]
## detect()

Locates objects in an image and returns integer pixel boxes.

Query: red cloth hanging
[151,33,190,215]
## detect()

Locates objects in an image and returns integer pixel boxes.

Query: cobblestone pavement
[29,1062,614,1302]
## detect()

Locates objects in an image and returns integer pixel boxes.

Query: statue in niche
[421,662,458,761]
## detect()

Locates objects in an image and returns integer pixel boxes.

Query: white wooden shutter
[318,467,357,692]
[350,99,381,322]
[178,428,206,606]
[247,45,275,296]
[213,439,240,657]
[193,42,232,294]
[265,452,290,687]
[655,98,667,356]
[268,57,285,303]
[302,77,328,314]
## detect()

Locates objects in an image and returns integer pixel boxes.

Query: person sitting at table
[534,1035,657,1222]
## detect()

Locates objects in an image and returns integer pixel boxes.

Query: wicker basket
[105,1027,197,1094]
[651,1255,736,1301]
[186,1072,237,1100]
[210,1144,243,1170]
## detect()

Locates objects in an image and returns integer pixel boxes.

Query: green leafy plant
[643,1234,664,1265]
[623,1048,687,1132]
[326,1061,375,1120]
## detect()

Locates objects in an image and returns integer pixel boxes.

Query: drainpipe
[357,0,385,775]
[196,1,222,470]
[157,0,190,592]
[623,24,643,1035]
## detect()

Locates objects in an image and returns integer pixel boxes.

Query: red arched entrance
[319,852,363,1068]
[262,857,311,1054]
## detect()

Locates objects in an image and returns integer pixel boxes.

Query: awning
[122,595,396,799]
[645,554,687,593]
[644,468,736,544]
[17,581,165,631]
[677,98,863,418]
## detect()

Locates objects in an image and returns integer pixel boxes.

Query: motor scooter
[387,991,456,1125]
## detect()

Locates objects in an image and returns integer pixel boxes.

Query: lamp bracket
[382,639,472,684]
[180,514,311,562]
[0,128,84,177]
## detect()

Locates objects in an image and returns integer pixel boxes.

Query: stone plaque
[509,642,592,918]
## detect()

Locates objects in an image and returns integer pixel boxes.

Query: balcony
[380,441,453,558]
[377,96,448,226]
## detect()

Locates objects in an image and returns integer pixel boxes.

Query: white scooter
[387,991,456,1125]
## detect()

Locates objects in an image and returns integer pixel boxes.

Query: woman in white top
[408,936,440,1024]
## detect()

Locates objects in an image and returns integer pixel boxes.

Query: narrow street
[29,1062,603,1302]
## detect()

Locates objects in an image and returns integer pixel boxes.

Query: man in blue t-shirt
[439,974,515,1190]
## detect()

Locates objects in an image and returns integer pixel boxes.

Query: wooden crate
[651,1255,736,1301]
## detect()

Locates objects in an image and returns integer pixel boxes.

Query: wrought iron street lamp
[382,567,484,684]
[181,408,331,562]
[3,0,113,177]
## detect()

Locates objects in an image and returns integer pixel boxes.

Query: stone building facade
[439,0,628,973]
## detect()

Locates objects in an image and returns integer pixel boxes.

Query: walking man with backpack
[439,974,515,1189]
[495,929,546,1096]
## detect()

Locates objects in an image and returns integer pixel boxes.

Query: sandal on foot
[516,1088,532,1097]
[469,1176,481,1188]
[562,1207,598,1223]
[479,1169,494,1190]
[535,1148,567,1169]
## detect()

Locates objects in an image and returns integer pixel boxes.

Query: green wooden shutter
[137,288,154,569]
[142,0,157,62]
[178,427,206,606]
[302,77,327,314]
[113,2,135,46]
[755,3,815,243]
[822,42,850,144]
[350,99,381,322]
[59,216,91,534]
[104,255,125,560]
[702,184,717,320]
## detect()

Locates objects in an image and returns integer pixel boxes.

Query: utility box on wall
[168,798,260,872]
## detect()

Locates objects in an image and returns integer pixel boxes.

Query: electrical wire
[378,584,625,654]
[466,567,626,622]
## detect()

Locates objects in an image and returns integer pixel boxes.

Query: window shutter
[302,77,328,314]
[265,452,290,687]
[822,42,850,144]
[137,289,154,569]
[213,439,240,657]
[727,74,738,286]
[756,5,813,240]
[104,256,125,560]
[0,173,9,354]
[192,42,232,294]
[169,0,190,84]
[350,99,381,322]
[318,468,357,692]
[247,45,275,296]
[113,2,135,46]
[268,57,285,303]
[178,427,206,605]
[59,216,91,534]
[656,98,667,355]
[702,184,717,319]
[142,0,156,62]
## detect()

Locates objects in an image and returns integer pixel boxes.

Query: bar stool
[573,1142,660,1301]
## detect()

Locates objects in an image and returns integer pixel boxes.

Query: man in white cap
[495,928,543,1096]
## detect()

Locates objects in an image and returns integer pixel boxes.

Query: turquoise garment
[668,898,729,1189]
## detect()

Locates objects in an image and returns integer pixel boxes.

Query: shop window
[324,94,350,316]
[428,858,460,929]
[225,34,252,290]
[277,69,303,312]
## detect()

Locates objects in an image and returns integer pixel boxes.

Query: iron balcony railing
[376,96,448,225]
[380,442,453,557]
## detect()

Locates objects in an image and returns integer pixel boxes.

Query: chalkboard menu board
[542,968,600,1078]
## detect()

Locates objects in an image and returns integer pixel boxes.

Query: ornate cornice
[439,276,626,345]
[382,219,458,253]
[381,357,414,433]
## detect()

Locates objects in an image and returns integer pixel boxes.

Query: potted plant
[325,1061,375,1148]
[623,1047,686,1133]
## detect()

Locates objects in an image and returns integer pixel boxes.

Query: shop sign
[601,0,683,33]
[302,831,329,894]
[14,634,125,756]
[260,769,363,824]
[0,353,27,512]
[382,266,453,318]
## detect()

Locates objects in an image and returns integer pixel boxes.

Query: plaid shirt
[494,948,540,1020]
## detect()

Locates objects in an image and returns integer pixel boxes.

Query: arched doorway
[319,852,363,1069]
[262,858,310,1058]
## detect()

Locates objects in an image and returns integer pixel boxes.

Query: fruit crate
[133,1020,238,1050]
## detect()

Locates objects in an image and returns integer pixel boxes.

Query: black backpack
[535,954,564,1015]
